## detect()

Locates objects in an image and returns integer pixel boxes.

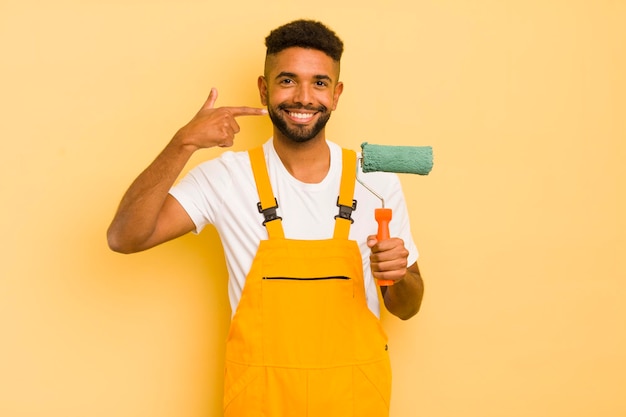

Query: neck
[273,134,330,184]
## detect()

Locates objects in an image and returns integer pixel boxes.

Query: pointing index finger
[226,106,268,117]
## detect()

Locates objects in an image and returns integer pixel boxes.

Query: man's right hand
[108,88,266,253]
[174,88,267,150]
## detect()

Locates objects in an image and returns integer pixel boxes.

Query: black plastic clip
[335,197,357,223]
[257,198,282,226]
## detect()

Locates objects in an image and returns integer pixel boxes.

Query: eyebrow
[276,71,334,83]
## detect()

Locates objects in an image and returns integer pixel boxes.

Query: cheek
[327,94,339,110]
[266,90,288,107]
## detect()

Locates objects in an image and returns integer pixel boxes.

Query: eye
[280,78,294,85]
[315,80,329,87]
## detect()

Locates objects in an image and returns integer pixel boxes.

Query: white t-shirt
[169,139,418,317]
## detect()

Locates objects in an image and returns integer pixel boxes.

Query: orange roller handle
[375,208,394,286]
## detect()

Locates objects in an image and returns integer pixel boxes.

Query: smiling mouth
[286,110,317,123]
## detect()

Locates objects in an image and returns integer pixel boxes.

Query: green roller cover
[361,142,433,175]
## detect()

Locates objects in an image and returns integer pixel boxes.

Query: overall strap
[333,148,358,240]
[249,146,285,239]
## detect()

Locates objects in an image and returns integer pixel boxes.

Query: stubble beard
[267,104,332,144]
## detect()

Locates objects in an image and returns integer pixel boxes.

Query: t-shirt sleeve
[169,159,228,234]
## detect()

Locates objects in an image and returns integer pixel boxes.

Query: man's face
[258,47,343,143]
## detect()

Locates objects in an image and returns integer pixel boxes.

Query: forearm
[381,262,424,320]
[107,135,196,253]
[107,89,267,253]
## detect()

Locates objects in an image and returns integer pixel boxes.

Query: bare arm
[367,236,424,320]
[107,88,267,253]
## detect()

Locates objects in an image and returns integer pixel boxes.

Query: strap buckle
[335,197,357,224]
[257,198,282,226]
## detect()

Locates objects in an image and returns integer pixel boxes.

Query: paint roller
[358,142,433,286]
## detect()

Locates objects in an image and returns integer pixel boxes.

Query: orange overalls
[223,146,391,417]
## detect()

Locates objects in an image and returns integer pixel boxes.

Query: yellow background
[1,1,625,416]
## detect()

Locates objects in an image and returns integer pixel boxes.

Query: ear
[331,81,344,111]
[258,76,268,106]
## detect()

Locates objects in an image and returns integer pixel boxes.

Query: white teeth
[289,112,313,119]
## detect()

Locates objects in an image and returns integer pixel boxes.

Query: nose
[293,84,313,106]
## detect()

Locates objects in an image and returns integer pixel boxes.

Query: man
[108,19,423,416]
